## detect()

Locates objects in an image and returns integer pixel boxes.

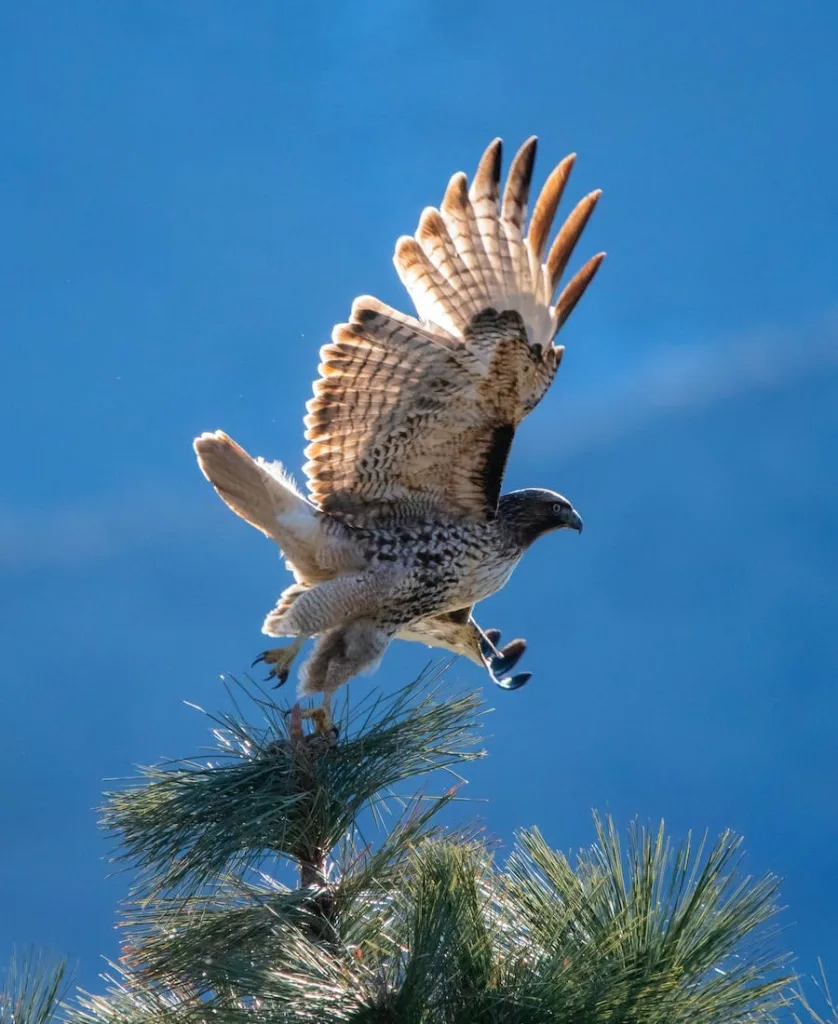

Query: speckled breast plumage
[353,517,523,625]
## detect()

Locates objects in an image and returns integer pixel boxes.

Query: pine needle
[102,669,485,898]
[0,950,69,1024]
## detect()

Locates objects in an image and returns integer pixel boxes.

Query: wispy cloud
[1,315,835,569]
[0,486,212,570]
[534,312,838,459]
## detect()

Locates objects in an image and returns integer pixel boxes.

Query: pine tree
[3,667,833,1022]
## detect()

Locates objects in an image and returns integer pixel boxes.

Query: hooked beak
[563,507,584,534]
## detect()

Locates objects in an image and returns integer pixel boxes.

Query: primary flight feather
[195,137,603,735]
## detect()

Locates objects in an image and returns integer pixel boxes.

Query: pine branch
[503,816,791,1022]
[116,795,466,996]
[102,667,485,899]
[45,666,829,1022]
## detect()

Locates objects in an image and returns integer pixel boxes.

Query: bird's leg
[396,614,532,690]
[481,627,502,654]
[298,694,335,739]
[252,635,306,687]
[482,633,528,677]
[258,570,401,689]
[284,695,336,746]
[475,624,531,691]
[291,619,394,744]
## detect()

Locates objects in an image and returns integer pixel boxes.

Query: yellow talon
[309,706,333,735]
[294,697,337,744]
[252,636,306,686]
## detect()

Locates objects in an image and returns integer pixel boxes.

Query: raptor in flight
[195,137,603,734]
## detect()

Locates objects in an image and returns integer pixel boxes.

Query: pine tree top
[4,668,833,1023]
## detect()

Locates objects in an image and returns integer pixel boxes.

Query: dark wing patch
[483,423,515,512]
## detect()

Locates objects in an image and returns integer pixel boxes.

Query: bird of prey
[195,137,603,735]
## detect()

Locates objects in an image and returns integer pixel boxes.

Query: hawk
[195,137,603,735]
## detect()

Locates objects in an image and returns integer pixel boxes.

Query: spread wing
[304,137,604,524]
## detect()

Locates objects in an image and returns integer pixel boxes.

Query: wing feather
[527,152,576,261]
[440,172,495,304]
[555,252,607,330]
[415,208,487,319]
[545,190,602,300]
[501,136,538,298]
[468,138,506,295]
[303,138,604,522]
[393,236,470,335]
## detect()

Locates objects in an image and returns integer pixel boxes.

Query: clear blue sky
[2,0,837,1002]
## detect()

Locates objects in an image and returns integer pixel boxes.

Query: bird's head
[497,488,583,548]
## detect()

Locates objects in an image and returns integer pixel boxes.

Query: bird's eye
[552,502,563,515]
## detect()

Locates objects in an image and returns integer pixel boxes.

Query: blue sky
[2,0,837,1003]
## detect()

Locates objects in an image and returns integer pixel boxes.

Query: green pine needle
[1,950,69,1024]
[503,815,790,1022]
[31,668,831,1023]
[102,668,485,898]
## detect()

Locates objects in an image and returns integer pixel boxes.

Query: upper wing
[304,137,604,523]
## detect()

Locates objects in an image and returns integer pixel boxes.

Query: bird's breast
[419,522,521,607]
[451,549,520,605]
[361,520,522,610]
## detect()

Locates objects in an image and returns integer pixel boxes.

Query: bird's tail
[388,136,605,351]
[194,430,317,544]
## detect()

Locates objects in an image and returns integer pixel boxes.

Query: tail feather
[194,430,313,543]
[395,137,605,351]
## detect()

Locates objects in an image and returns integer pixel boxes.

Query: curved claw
[491,638,527,676]
[495,671,532,691]
[251,649,293,688]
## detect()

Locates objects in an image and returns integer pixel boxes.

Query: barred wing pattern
[303,137,604,524]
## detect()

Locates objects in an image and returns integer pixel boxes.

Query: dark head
[497,488,583,548]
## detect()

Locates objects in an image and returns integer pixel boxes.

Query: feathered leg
[256,617,529,693]
[262,569,403,637]
[397,612,531,690]
[254,569,400,689]
[252,583,310,686]
[257,570,405,738]
[298,620,397,736]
